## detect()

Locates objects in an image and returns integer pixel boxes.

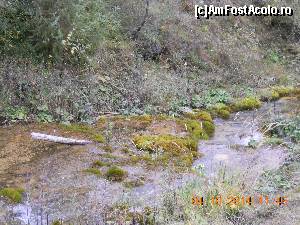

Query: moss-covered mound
[182,119,210,140]
[133,134,197,154]
[202,121,215,137]
[0,187,24,204]
[184,111,213,123]
[232,97,262,111]
[106,166,128,182]
[209,103,231,119]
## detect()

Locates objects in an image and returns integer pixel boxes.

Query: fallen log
[31,132,92,145]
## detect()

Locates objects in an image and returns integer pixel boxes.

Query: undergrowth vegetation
[0,187,24,204]
[0,0,299,123]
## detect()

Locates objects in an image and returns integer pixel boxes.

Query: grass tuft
[106,166,128,182]
[0,187,24,204]
[83,168,102,176]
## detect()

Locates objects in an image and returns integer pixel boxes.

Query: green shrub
[192,89,232,108]
[270,117,300,143]
[0,187,24,204]
[3,106,28,122]
[36,105,54,123]
[0,0,121,65]
[106,166,128,182]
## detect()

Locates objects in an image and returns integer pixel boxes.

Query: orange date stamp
[192,195,288,207]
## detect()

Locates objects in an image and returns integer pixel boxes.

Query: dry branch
[31,132,92,145]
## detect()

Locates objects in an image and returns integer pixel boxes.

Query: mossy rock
[202,121,215,137]
[185,111,213,123]
[209,103,231,119]
[182,119,209,140]
[106,166,128,182]
[0,187,24,204]
[133,134,198,153]
[83,168,101,176]
[217,109,230,119]
[233,97,262,111]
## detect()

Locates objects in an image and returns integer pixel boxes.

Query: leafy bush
[36,105,54,123]
[192,89,232,108]
[2,106,28,122]
[270,117,300,143]
[0,0,121,65]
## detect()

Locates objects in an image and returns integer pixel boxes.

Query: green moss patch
[184,111,213,123]
[60,124,105,143]
[272,86,295,97]
[209,103,231,119]
[111,115,153,130]
[91,134,105,143]
[202,121,215,137]
[0,187,24,204]
[232,97,262,111]
[133,134,197,153]
[106,166,128,182]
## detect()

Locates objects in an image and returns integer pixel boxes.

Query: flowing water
[0,97,298,224]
